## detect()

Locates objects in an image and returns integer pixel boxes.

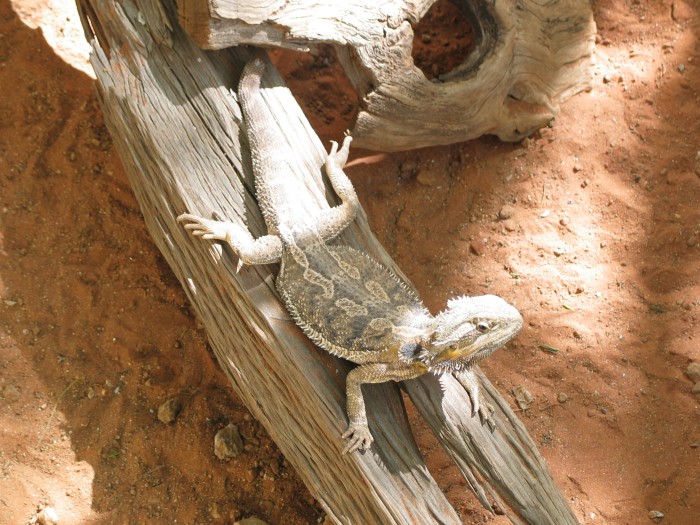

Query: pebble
[214,423,244,460]
[648,509,664,522]
[235,517,268,525]
[687,234,698,247]
[157,396,183,424]
[498,204,516,220]
[503,219,517,232]
[557,393,568,403]
[686,362,700,384]
[34,507,59,525]
[2,384,21,403]
[470,238,486,256]
[513,386,534,410]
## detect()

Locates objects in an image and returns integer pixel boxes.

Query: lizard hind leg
[314,135,360,242]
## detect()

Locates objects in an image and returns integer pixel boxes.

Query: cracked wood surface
[79,0,579,523]
[177,0,595,151]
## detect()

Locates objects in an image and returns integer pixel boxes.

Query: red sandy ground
[0,0,698,524]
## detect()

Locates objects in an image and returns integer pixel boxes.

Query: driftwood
[177,0,596,151]
[78,0,579,523]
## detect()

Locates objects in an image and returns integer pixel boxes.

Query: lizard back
[276,237,431,363]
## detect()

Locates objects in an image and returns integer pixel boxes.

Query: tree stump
[78,0,580,523]
[176,0,596,151]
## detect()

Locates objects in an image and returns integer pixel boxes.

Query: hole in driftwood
[411,0,475,80]
[269,45,359,142]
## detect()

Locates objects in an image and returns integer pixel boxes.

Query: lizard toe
[342,425,373,454]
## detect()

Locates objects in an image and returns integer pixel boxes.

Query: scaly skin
[179,59,523,454]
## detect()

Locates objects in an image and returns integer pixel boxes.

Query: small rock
[559,217,569,227]
[498,204,516,220]
[602,73,612,83]
[686,362,700,383]
[503,219,517,232]
[647,509,664,522]
[235,517,268,525]
[35,507,59,525]
[678,64,686,74]
[157,396,183,424]
[690,442,700,448]
[1,384,21,403]
[557,393,568,403]
[214,423,244,460]
[687,234,698,247]
[672,0,693,22]
[513,386,534,410]
[692,383,700,395]
[4,300,17,306]
[416,170,440,186]
[469,238,486,256]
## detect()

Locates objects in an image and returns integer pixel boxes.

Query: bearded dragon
[178,59,523,454]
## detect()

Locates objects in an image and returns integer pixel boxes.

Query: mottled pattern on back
[277,242,429,360]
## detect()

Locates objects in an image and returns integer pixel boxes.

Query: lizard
[178,58,524,454]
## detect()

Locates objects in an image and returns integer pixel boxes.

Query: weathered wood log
[176,0,595,151]
[78,1,579,523]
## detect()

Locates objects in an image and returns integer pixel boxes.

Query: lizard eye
[476,321,491,333]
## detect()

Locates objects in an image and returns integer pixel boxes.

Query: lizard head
[419,295,523,373]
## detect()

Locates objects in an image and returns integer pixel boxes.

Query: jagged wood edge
[79,0,579,524]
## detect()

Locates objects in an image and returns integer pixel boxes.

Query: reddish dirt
[1,1,699,524]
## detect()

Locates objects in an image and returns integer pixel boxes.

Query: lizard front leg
[454,369,495,431]
[314,135,360,242]
[342,361,426,454]
[178,213,282,270]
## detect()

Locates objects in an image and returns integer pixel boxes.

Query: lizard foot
[341,423,373,454]
[328,135,352,169]
[477,403,496,432]
[455,369,497,432]
[177,213,230,242]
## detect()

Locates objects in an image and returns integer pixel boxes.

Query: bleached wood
[177,0,595,151]
[79,0,579,523]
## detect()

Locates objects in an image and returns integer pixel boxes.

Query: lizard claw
[341,424,373,454]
